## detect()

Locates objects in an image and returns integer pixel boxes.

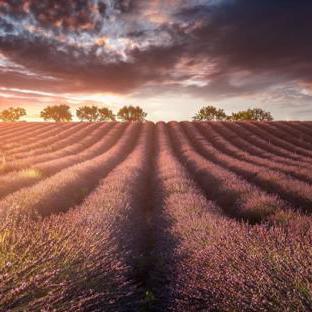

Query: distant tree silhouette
[98,107,115,121]
[0,107,26,121]
[40,105,72,122]
[117,106,147,121]
[193,105,227,121]
[193,106,273,121]
[230,108,273,121]
[76,106,99,122]
[76,106,115,122]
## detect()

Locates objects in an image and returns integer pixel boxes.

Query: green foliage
[143,290,156,309]
[76,106,115,122]
[231,108,273,121]
[0,107,26,121]
[98,107,115,121]
[193,106,273,121]
[193,106,227,121]
[40,105,72,122]
[117,105,147,122]
[76,106,99,122]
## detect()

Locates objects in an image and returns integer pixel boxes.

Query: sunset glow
[1,2,312,310]
[1,1,312,120]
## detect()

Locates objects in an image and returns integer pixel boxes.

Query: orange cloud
[95,36,107,46]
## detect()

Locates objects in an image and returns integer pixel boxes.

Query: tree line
[193,106,273,121]
[0,105,147,122]
[0,105,273,122]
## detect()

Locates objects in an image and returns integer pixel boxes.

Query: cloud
[191,1,312,75]
[0,0,312,106]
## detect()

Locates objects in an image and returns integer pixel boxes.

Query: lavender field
[0,121,311,311]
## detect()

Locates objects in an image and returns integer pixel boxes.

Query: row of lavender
[154,122,312,310]
[0,121,311,310]
[168,122,312,223]
[0,123,154,310]
[1,121,312,163]
[1,121,312,177]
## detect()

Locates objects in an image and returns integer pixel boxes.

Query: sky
[0,0,312,121]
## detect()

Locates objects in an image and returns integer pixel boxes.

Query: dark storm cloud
[0,0,312,98]
[188,0,312,78]
[0,32,185,93]
[1,0,99,31]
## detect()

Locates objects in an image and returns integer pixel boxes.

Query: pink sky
[1,0,312,121]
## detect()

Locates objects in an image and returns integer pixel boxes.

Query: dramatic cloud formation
[0,0,312,120]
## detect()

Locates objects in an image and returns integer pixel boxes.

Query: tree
[117,106,147,122]
[230,108,273,121]
[76,106,115,122]
[98,107,115,121]
[193,105,227,121]
[0,107,26,122]
[40,105,72,122]
[76,106,99,122]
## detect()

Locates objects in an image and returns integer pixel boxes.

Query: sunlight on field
[0,229,10,268]
[19,168,43,179]
[0,155,6,169]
